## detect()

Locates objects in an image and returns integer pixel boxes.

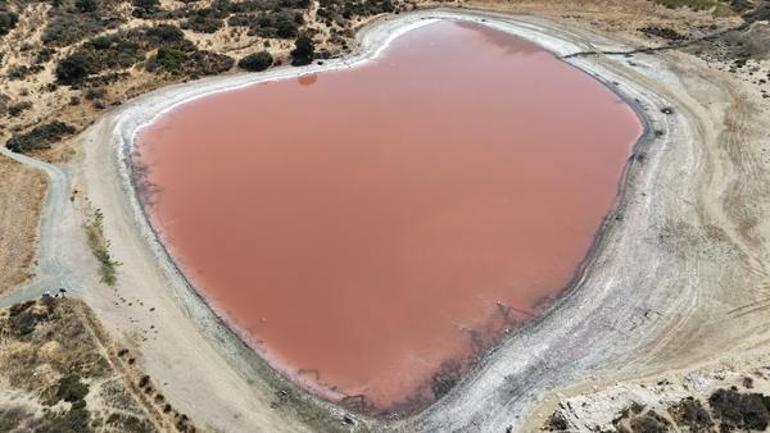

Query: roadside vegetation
[6,121,76,153]
[84,209,120,286]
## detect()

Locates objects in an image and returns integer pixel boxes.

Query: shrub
[0,10,18,36]
[91,35,113,50]
[228,13,252,26]
[290,34,314,66]
[56,51,94,85]
[709,388,770,431]
[132,0,160,17]
[84,87,106,100]
[181,14,224,33]
[75,0,98,13]
[6,121,76,153]
[35,47,56,64]
[184,50,234,75]
[248,11,303,38]
[143,24,188,48]
[0,92,8,116]
[317,0,395,24]
[238,51,273,71]
[42,7,124,47]
[7,100,32,117]
[56,374,90,404]
[276,17,300,38]
[147,47,188,74]
[7,65,29,79]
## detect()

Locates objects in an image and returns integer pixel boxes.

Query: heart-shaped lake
[133,19,643,414]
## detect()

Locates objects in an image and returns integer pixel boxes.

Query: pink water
[134,20,643,413]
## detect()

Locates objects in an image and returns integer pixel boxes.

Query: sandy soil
[0,156,47,293]
[1,5,769,433]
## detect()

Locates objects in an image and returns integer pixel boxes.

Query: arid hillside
[0,296,198,432]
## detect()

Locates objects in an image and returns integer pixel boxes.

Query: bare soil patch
[0,155,46,293]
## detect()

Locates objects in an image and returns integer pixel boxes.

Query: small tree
[290,34,314,66]
[238,51,273,72]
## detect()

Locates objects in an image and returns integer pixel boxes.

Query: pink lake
[134,20,643,414]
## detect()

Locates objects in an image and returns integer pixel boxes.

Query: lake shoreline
[82,8,686,431]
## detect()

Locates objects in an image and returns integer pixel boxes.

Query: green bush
[91,35,112,50]
[132,0,160,17]
[42,5,124,47]
[75,0,98,13]
[181,14,224,33]
[290,34,314,66]
[56,51,94,84]
[55,375,90,404]
[147,47,188,74]
[143,24,189,48]
[238,51,273,71]
[7,100,31,117]
[0,10,18,36]
[6,121,76,153]
[248,11,303,38]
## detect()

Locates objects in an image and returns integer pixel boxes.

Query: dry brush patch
[0,155,46,294]
[0,296,200,433]
[83,208,121,286]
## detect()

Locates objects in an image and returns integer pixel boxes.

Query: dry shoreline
[4,7,765,433]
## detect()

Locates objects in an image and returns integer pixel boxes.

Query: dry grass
[0,155,47,293]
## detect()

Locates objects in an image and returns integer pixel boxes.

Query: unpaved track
[2,9,768,433]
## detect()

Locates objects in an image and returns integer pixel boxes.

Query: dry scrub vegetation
[0,296,200,433]
[84,208,120,286]
[542,361,770,433]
